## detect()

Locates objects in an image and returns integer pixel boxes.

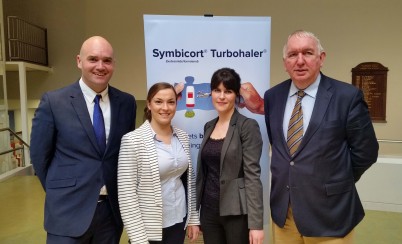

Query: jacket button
[221,180,225,185]
[290,161,294,166]
[286,185,290,190]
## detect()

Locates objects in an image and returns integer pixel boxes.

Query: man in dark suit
[264,30,378,243]
[30,36,136,244]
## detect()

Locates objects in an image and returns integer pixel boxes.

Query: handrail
[0,128,30,148]
[0,146,24,156]
[0,128,29,167]
[378,139,402,143]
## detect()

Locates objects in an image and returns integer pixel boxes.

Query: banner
[144,14,271,235]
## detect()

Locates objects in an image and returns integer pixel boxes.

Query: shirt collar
[79,78,109,102]
[289,74,321,99]
[150,124,177,142]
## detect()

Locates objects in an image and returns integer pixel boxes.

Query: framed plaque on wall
[352,62,388,122]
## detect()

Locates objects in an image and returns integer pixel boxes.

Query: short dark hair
[143,82,177,122]
[210,67,241,98]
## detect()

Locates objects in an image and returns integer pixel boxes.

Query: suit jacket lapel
[106,87,121,155]
[277,81,292,156]
[220,110,239,173]
[70,82,102,156]
[296,75,333,155]
[142,121,163,204]
[201,117,217,150]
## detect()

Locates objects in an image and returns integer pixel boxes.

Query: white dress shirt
[283,74,321,140]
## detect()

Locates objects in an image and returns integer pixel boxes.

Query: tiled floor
[1,176,401,244]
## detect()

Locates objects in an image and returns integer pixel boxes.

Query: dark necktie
[93,94,106,154]
[287,90,306,157]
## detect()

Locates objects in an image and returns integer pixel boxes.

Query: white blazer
[118,120,200,243]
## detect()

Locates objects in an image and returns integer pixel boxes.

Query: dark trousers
[148,217,186,244]
[47,201,123,244]
[200,208,249,244]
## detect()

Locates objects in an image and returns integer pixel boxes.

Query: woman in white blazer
[118,82,200,244]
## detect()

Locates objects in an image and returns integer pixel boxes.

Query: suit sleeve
[30,93,56,189]
[346,89,379,182]
[186,149,201,226]
[241,119,264,229]
[118,134,149,243]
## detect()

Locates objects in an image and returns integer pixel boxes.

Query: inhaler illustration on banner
[176,76,215,118]
[185,85,195,118]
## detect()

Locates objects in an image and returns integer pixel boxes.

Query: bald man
[31,36,137,244]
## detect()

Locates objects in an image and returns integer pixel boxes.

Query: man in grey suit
[264,30,378,243]
[30,36,136,244]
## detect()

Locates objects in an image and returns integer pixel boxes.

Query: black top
[201,137,224,214]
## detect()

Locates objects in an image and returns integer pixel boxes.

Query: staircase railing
[0,128,29,168]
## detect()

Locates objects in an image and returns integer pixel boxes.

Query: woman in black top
[196,68,264,244]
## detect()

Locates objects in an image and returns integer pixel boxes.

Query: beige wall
[3,0,402,155]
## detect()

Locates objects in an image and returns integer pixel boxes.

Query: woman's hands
[249,229,264,244]
[187,225,200,242]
